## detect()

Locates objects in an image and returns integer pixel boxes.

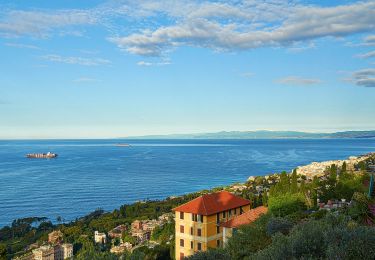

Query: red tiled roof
[172,191,251,216]
[220,206,268,228]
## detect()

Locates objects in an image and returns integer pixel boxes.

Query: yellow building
[173,191,251,260]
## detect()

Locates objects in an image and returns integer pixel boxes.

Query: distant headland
[123,130,375,139]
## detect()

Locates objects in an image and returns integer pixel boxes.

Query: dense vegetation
[0,193,200,259]
[187,157,375,260]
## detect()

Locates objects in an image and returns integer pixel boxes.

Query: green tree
[348,192,374,224]
[269,171,290,196]
[122,234,136,245]
[226,215,271,259]
[341,161,347,174]
[268,193,306,217]
[291,169,298,194]
[0,243,6,260]
[262,191,268,206]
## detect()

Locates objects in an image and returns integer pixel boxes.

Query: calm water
[1,139,375,227]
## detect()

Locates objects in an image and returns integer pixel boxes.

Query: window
[180,239,184,247]
[198,215,203,222]
[197,228,202,236]
[190,227,193,235]
[240,206,243,214]
[216,226,220,234]
[192,214,198,222]
[217,240,220,247]
[180,225,184,233]
[222,211,226,218]
[234,208,237,215]
[216,213,220,223]
[180,212,184,220]
[229,209,232,217]
[197,242,202,251]
[180,253,184,260]
[191,241,193,249]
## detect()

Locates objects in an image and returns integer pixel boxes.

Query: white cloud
[287,42,316,53]
[110,1,375,56]
[0,0,374,56]
[276,76,321,85]
[356,50,375,59]
[42,54,111,66]
[4,42,40,49]
[0,9,98,37]
[347,68,375,87]
[136,60,171,66]
[137,61,153,66]
[73,77,99,83]
[363,35,375,46]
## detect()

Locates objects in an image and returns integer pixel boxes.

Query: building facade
[60,244,73,259]
[48,231,63,244]
[94,231,107,244]
[173,191,251,259]
[32,245,54,260]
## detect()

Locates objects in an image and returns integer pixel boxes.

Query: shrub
[309,209,328,220]
[326,226,375,260]
[268,193,306,217]
[226,215,271,259]
[266,217,293,236]
[185,249,230,260]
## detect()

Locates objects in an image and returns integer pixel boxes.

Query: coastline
[2,151,375,259]
[2,151,373,228]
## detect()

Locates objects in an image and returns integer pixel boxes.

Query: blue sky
[0,0,374,139]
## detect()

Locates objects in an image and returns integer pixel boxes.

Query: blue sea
[1,139,375,227]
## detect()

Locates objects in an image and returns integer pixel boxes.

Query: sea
[1,138,375,227]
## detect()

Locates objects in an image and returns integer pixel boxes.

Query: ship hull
[26,153,58,159]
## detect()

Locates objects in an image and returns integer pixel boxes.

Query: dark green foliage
[309,209,328,220]
[266,217,293,236]
[128,250,146,260]
[0,243,6,260]
[185,249,231,260]
[291,169,298,194]
[347,192,374,224]
[326,226,375,260]
[75,249,118,260]
[226,215,271,259]
[251,214,339,259]
[151,221,174,244]
[122,234,136,245]
[131,245,171,260]
[341,161,347,173]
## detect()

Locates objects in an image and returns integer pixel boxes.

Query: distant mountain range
[124,130,375,139]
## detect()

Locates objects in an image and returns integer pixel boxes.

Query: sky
[0,0,374,139]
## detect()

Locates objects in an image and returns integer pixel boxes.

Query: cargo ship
[26,152,58,159]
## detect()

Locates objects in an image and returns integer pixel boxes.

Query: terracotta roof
[172,191,251,216]
[220,206,268,228]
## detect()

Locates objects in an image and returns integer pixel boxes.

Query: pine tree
[341,161,347,173]
[291,169,298,194]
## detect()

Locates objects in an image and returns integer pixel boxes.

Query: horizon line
[1,129,375,140]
